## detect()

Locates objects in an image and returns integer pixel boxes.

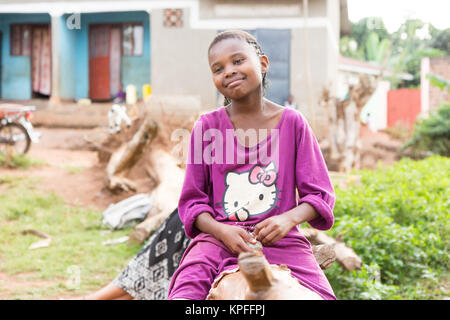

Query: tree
[365,32,390,64]
[351,17,390,53]
[389,19,446,87]
[429,25,450,53]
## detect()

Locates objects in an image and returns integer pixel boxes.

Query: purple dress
[167,106,336,300]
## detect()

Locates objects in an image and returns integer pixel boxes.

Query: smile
[226,78,245,88]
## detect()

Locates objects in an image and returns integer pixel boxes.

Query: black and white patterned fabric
[112,208,190,300]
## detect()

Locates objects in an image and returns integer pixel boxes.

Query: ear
[225,171,240,186]
[260,55,269,75]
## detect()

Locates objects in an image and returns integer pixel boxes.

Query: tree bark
[302,228,362,271]
[320,75,375,173]
[128,149,185,244]
[105,114,158,193]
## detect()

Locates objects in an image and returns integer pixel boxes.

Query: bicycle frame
[0,105,41,144]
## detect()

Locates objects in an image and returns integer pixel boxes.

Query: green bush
[401,101,450,157]
[325,156,449,299]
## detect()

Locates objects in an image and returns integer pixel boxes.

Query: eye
[259,194,264,200]
[213,66,223,73]
[234,58,244,64]
[234,201,238,207]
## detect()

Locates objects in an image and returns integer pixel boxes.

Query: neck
[229,90,266,116]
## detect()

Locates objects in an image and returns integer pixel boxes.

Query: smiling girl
[167,30,336,300]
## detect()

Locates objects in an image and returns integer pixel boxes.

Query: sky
[347,0,450,33]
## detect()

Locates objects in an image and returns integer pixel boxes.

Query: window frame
[10,24,32,57]
[121,22,144,57]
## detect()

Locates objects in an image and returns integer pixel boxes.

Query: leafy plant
[365,32,390,64]
[401,102,450,157]
[325,156,450,299]
[427,74,450,93]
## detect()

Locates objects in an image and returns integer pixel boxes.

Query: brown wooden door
[89,25,110,100]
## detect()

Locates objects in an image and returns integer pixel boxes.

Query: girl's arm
[178,119,216,239]
[254,202,318,245]
[294,113,335,231]
[255,112,335,245]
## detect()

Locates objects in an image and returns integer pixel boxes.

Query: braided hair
[208,30,269,106]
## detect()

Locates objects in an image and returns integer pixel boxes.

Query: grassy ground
[0,174,142,299]
[0,153,47,169]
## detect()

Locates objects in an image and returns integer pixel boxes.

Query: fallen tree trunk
[105,115,158,193]
[128,149,185,244]
[301,228,362,271]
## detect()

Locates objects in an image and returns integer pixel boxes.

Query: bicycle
[0,104,40,156]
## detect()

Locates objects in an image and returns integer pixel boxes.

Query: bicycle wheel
[0,122,31,156]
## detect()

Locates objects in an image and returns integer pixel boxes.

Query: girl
[167,30,336,300]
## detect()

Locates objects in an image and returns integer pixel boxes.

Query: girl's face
[208,38,268,102]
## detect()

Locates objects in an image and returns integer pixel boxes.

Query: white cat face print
[218,162,281,222]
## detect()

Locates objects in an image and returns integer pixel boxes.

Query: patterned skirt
[112,208,190,300]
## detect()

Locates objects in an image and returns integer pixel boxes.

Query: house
[421,56,450,114]
[0,0,350,137]
[337,55,416,131]
[0,8,150,101]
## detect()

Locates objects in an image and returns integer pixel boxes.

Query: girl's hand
[254,214,296,246]
[216,224,257,255]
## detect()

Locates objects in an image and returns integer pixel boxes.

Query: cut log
[302,228,362,271]
[105,114,158,192]
[312,244,336,270]
[128,149,185,244]
[208,247,323,300]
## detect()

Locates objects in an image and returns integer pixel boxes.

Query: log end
[238,250,273,294]
[312,244,336,270]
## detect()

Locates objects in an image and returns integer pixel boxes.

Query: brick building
[421,56,450,115]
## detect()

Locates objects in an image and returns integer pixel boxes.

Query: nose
[224,64,237,78]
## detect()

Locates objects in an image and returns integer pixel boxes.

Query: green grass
[0,175,142,299]
[0,153,47,169]
[59,165,85,174]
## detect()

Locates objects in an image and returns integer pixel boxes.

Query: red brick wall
[387,88,421,130]
[429,56,450,110]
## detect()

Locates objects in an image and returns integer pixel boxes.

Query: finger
[254,220,269,236]
[256,225,274,242]
[241,230,257,244]
[261,229,281,245]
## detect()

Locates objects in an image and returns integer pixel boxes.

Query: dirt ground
[0,101,406,299]
[0,127,148,212]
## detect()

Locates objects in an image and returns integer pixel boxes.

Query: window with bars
[10,24,31,56]
[122,23,143,56]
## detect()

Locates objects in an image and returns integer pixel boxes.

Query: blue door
[251,29,291,105]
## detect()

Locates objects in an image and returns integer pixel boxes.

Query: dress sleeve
[178,118,215,239]
[295,113,335,231]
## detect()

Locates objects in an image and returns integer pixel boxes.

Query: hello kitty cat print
[217,161,281,222]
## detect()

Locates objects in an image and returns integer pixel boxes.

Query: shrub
[401,101,450,157]
[325,156,449,299]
